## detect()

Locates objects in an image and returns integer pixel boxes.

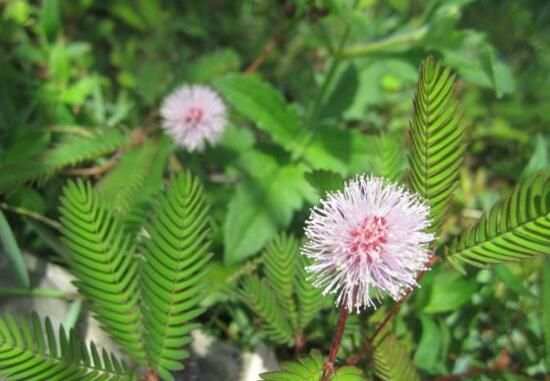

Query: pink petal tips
[302,175,435,312]
[160,84,227,152]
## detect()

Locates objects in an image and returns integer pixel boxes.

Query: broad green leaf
[214,74,303,153]
[40,0,61,41]
[422,272,476,313]
[184,49,241,83]
[414,315,440,370]
[224,150,316,263]
[305,170,345,197]
[302,124,375,176]
[0,210,30,288]
[320,63,359,120]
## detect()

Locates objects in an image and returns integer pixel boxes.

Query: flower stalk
[322,306,350,381]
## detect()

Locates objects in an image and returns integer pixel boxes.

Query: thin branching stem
[0,202,62,231]
[347,255,442,366]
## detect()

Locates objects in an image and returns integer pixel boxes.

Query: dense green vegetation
[0,1,548,380]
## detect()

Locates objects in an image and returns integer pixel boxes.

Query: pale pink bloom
[302,175,434,312]
[160,85,227,152]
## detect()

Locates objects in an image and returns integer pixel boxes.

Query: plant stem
[0,202,62,231]
[0,286,76,299]
[142,369,159,381]
[322,306,350,381]
[347,255,442,366]
[291,24,352,163]
[305,26,351,129]
[339,25,429,59]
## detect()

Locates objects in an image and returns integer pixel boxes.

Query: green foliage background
[0,0,549,380]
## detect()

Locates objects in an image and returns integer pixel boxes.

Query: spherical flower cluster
[302,175,434,312]
[160,85,227,152]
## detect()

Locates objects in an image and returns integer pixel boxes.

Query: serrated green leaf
[239,275,294,345]
[214,74,303,153]
[59,180,147,364]
[263,234,300,330]
[446,171,550,268]
[140,171,212,380]
[0,313,136,380]
[302,124,375,176]
[408,56,466,237]
[224,150,316,264]
[295,255,325,330]
[374,333,421,381]
[0,128,128,193]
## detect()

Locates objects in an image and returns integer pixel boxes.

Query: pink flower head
[302,175,434,312]
[160,84,227,152]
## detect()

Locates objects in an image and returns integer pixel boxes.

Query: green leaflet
[224,150,316,264]
[408,56,466,237]
[370,134,405,182]
[214,74,304,154]
[260,351,367,381]
[0,210,30,288]
[446,171,550,270]
[239,275,294,345]
[96,142,159,217]
[140,171,212,381]
[0,312,136,381]
[59,180,147,364]
[374,333,421,381]
[263,233,299,329]
[0,128,128,193]
[295,255,324,330]
[95,138,172,234]
[184,49,241,83]
[238,234,325,345]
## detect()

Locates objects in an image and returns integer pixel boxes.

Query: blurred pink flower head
[302,175,434,312]
[160,85,227,152]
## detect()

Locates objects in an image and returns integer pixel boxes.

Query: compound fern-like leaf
[372,135,405,182]
[295,255,325,330]
[373,333,421,381]
[408,56,466,236]
[0,312,136,381]
[59,180,146,364]
[263,233,299,329]
[239,275,294,345]
[260,351,366,381]
[140,171,212,381]
[96,142,158,218]
[447,171,550,270]
[0,129,127,193]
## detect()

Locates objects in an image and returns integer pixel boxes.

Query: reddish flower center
[348,216,388,263]
[184,106,204,126]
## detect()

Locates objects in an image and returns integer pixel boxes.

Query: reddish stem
[142,369,159,381]
[294,330,306,357]
[347,255,442,366]
[322,306,350,381]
